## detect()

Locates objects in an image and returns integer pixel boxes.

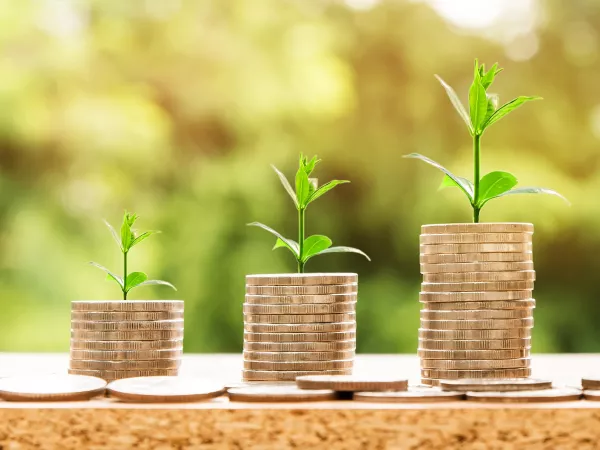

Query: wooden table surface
[0,353,599,449]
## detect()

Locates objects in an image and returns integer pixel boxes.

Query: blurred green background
[0,0,597,353]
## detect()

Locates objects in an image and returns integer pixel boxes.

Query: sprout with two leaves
[90,212,177,300]
[249,155,370,273]
[405,59,568,222]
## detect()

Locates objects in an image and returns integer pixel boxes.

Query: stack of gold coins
[243,273,357,382]
[418,223,535,386]
[69,301,184,382]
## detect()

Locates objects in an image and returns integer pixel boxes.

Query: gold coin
[421,309,532,320]
[419,338,531,350]
[441,378,552,392]
[582,390,600,400]
[419,318,534,330]
[420,252,532,264]
[581,377,600,390]
[243,302,356,314]
[296,375,408,392]
[423,270,536,283]
[70,339,183,351]
[418,328,531,340]
[418,349,530,360]
[70,359,181,370]
[228,385,337,402]
[243,340,356,352]
[71,301,184,312]
[244,351,355,362]
[421,367,532,379]
[421,281,534,292]
[245,294,357,305]
[423,300,536,311]
[419,291,532,302]
[420,261,534,273]
[246,284,358,295]
[71,319,184,331]
[244,331,356,342]
[246,273,357,286]
[466,388,581,403]
[71,311,184,321]
[422,223,534,234]
[71,329,184,341]
[244,322,355,333]
[0,375,107,402]
[420,378,440,387]
[107,377,226,403]
[420,242,532,255]
[354,387,464,403]
[243,359,353,371]
[244,313,355,324]
[242,369,351,382]
[68,368,179,381]
[420,232,532,245]
[420,358,531,370]
[70,348,183,361]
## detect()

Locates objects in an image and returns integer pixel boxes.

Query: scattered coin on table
[440,378,553,392]
[0,374,107,402]
[107,376,226,403]
[227,385,337,402]
[353,386,464,403]
[466,388,582,403]
[296,374,408,392]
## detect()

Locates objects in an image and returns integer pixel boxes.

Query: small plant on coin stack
[404,60,568,387]
[242,156,369,382]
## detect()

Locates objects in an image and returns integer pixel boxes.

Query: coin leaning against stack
[418,223,535,386]
[69,301,184,382]
[243,273,358,381]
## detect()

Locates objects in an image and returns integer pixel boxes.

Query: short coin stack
[243,273,358,382]
[419,223,535,386]
[69,301,184,382]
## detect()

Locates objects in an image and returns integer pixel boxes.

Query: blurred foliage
[0,0,598,353]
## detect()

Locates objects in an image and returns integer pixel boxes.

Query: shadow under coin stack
[418,223,535,386]
[69,301,184,381]
[243,273,358,382]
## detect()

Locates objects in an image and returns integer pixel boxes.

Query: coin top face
[107,376,226,403]
[440,378,552,392]
[353,387,464,403]
[466,388,581,403]
[0,375,107,401]
[246,273,357,286]
[71,301,184,311]
[421,223,534,234]
[227,385,337,402]
[295,375,408,392]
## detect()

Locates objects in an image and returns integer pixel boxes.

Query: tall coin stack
[243,273,358,382]
[418,223,535,386]
[69,301,184,382]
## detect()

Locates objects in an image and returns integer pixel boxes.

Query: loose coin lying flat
[440,378,552,392]
[244,331,356,343]
[246,284,358,295]
[71,319,184,331]
[71,311,184,321]
[421,309,532,320]
[420,243,532,255]
[423,271,536,283]
[420,261,534,273]
[244,322,355,333]
[419,291,533,302]
[243,302,356,315]
[421,223,534,234]
[228,385,337,402]
[244,340,356,352]
[243,313,356,324]
[70,339,183,351]
[419,318,534,330]
[243,359,353,371]
[70,359,180,370]
[71,329,184,341]
[246,273,357,286]
[420,252,532,264]
[423,300,536,311]
[418,349,530,360]
[420,358,531,370]
[419,328,531,340]
[581,377,600,390]
[420,233,532,245]
[418,338,531,351]
[245,294,357,305]
[242,369,351,382]
[70,348,183,361]
[582,390,600,400]
[244,351,355,362]
[353,387,464,403]
[107,376,225,403]
[68,368,179,380]
[71,301,184,311]
[421,281,534,292]
[421,368,531,379]
[0,375,107,401]
[295,375,408,392]
[466,388,581,403]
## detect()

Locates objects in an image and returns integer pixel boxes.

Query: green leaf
[493,187,570,205]
[125,271,148,293]
[434,75,473,135]
[295,167,310,208]
[306,180,349,206]
[438,174,475,199]
[477,171,518,207]
[120,212,137,251]
[129,230,160,249]
[481,62,500,89]
[247,222,300,258]
[303,156,320,176]
[104,220,123,252]
[482,96,542,130]
[301,235,332,262]
[271,165,299,209]
[312,246,371,261]
[469,77,488,134]
[137,279,177,291]
[403,153,474,203]
[273,237,300,257]
[89,261,124,290]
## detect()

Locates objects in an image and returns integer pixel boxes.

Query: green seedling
[405,59,568,222]
[249,154,370,273]
[90,212,176,300]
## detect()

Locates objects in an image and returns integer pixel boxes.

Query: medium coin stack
[69,301,184,382]
[243,273,358,382]
[419,223,535,386]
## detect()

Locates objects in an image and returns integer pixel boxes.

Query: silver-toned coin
[418,338,531,351]
[107,376,225,403]
[70,359,180,370]
[420,358,531,370]
[68,368,179,381]
[421,280,534,292]
[419,318,534,330]
[70,339,183,351]
[0,375,107,401]
[423,270,535,283]
[71,301,184,312]
[243,302,356,315]
[581,377,600,390]
[420,261,534,273]
[440,378,552,392]
[246,273,357,286]
[70,348,182,361]
[420,233,532,245]
[466,388,581,403]
[420,243,532,255]
[295,375,408,392]
[244,322,355,333]
[420,309,533,320]
[71,329,184,341]
[423,300,536,311]
[71,319,184,331]
[243,359,353,371]
[243,340,356,352]
[246,284,358,295]
[420,252,532,264]
[245,294,357,305]
[419,291,532,302]
[228,385,337,402]
[71,311,184,321]
[242,369,351,382]
[243,350,355,362]
[418,348,530,360]
[421,367,532,379]
[354,387,464,403]
[244,331,356,342]
[419,328,531,340]
[422,223,534,234]
[243,313,355,324]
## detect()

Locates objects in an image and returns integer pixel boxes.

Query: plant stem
[473,133,481,223]
[298,208,305,273]
[123,250,128,300]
